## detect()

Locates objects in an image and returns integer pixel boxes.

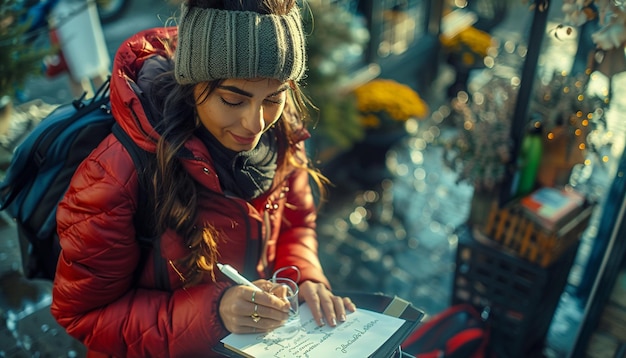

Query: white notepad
[220,302,406,358]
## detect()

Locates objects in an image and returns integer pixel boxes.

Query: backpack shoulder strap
[0,89,110,211]
[112,124,170,291]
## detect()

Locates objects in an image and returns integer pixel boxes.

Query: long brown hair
[146,0,326,286]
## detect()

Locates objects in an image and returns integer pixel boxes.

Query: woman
[50,0,355,356]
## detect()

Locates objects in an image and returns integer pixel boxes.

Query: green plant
[0,0,53,99]
[443,77,517,191]
[531,70,608,147]
[301,0,370,152]
[444,67,611,192]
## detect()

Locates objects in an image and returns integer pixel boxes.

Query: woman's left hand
[298,280,356,327]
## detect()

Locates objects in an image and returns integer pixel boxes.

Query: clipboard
[212,291,424,358]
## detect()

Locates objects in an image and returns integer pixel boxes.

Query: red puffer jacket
[51,27,330,357]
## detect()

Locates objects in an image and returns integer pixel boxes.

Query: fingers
[300,281,357,328]
[249,299,289,323]
[343,296,357,313]
[250,283,292,315]
[251,279,274,293]
[219,282,291,334]
[319,293,353,327]
[239,301,285,332]
[220,280,358,334]
[318,293,339,326]
[303,290,323,326]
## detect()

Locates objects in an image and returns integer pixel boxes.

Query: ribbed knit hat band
[174,4,306,84]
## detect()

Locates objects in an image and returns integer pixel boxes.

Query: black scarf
[197,127,278,200]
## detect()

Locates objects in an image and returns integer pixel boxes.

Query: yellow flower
[457,27,493,57]
[353,79,429,128]
[440,26,494,58]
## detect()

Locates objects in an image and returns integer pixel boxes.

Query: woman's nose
[241,105,264,134]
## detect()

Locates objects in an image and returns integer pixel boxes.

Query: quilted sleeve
[51,137,230,357]
[274,163,330,289]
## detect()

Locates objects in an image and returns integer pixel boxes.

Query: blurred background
[1,0,625,357]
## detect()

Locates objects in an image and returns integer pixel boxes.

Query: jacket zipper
[224,194,262,280]
[261,210,271,277]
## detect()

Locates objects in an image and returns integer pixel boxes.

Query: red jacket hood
[110,27,177,153]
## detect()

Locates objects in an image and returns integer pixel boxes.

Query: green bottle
[515,118,543,197]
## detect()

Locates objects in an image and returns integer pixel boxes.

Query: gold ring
[251,304,261,322]
[251,291,256,303]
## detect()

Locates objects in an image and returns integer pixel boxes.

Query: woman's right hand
[219,279,291,333]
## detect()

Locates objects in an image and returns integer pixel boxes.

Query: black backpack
[0,79,159,283]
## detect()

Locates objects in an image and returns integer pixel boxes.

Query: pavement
[0,1,623,357]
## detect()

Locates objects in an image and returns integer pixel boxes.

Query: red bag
[401,304,489,358]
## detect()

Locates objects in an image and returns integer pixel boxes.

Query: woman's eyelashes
[220,97,284,107]
[220,97,242,107]
[264,97,284,105]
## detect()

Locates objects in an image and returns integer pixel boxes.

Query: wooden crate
[473,200,594,267]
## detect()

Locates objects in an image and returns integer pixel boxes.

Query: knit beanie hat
[174,3,307,84]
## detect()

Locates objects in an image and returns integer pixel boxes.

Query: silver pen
[217,263,262,291]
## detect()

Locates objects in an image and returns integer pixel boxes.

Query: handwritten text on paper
[221,303,405,357]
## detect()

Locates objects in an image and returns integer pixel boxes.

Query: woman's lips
[231,132,256,145]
